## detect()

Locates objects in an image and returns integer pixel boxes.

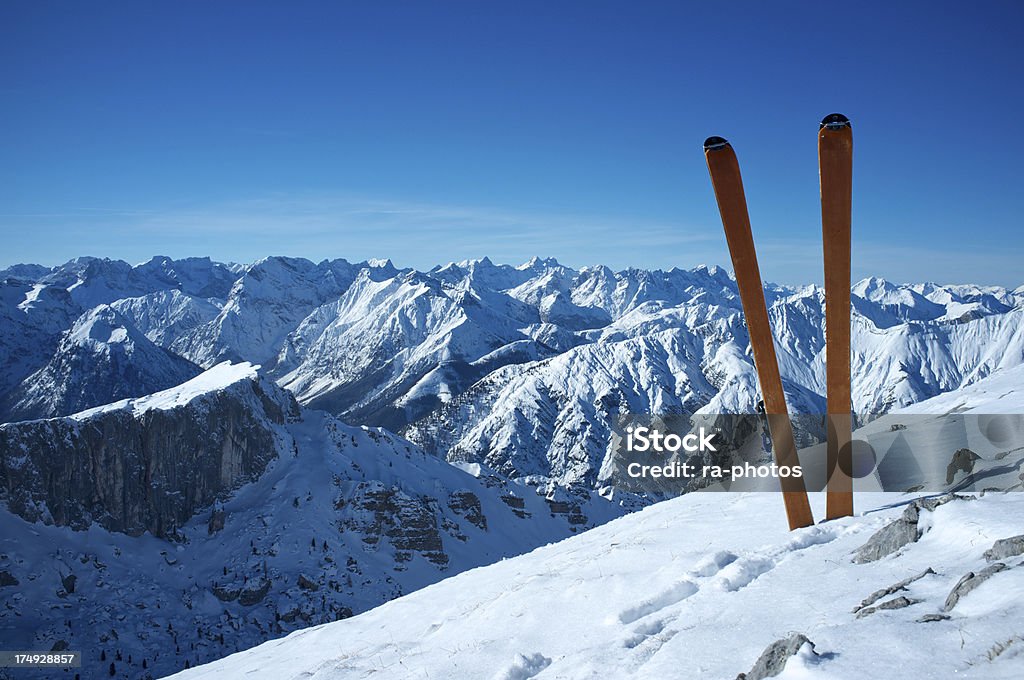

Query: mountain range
[3,255,1022,487]
[1,254,1022,678]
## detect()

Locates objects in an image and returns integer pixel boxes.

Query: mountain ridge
[4,255,1022,489]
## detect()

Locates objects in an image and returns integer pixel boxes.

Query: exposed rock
[983,535,1024,562]
[855,596,922,619]
[0,376,293,538]
[0,570,18,587]
[853,568,934,613]
[917,613,951,623]
[341,482,450,568]
[61,573,77,594]
[278,606,307,624]
[211,584,240,602]
[987,636,1024,661]
[853,494,972,563]
[852,504,920,564]
[500,493,525,509]
[917,493,974,512]
[447,490,487,530]
[943,563,1008,612]
[500,493,530,519]
[945,448,981,484]
[207,508,226,535]
[238,579,271,606]
[297,574,319,591]
[50,639,69,651]
[546,499,572,515]
[568,507,588,526]
[736,633,817,680]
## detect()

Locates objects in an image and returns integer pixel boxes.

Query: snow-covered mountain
[3,255,1022,488]
[275,267,555,429]
[0,304,202,421]
[402,269,1024,486]
[170,257,368,368]
[0,362,628,679]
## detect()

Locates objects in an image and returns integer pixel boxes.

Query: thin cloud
[116,192,719,271]
[2,193,1018,288]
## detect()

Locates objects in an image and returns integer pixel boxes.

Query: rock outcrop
[853,494,972,563]
[0,373,296,538]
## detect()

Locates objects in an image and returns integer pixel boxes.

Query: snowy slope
[172,257,389,369]
[68,360,260,419]
[723,364,1024,496]
[897,361,1024,416]
[111,289,222,350]
[0,277,81,396]
[169,491,1024,680]
[167,366,1024,680]
[275,268,549,429]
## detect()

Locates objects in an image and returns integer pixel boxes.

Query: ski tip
[703,136,730,152]
[820,113,851,130]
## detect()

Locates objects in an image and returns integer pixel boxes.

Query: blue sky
[2,1,1022,286]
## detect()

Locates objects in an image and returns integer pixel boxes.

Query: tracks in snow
[615,524,841,665]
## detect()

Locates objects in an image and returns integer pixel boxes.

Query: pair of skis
[703,114,853,530]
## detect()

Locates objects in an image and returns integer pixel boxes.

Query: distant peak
[67,304,139,346]
[579,264,614,276]
[853,276,894,295]
[518,256,562,271]
[452,256,494,269]
[140,255,174,266]
[692,263,727,278]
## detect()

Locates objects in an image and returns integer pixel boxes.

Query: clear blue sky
[2,0,1022,286]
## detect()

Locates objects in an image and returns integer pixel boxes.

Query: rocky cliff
[0,363,295,537]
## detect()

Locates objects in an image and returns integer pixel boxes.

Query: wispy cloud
[119,191,722,271]
[2,193,1019,288]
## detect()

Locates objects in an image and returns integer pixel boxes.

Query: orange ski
[704,136,815,531]
[819,113,854,519]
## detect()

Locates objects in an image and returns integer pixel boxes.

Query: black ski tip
[820,113,851,130]
[703,136,730,152]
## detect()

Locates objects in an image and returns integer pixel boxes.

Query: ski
[704,136,815,531]
[819,113,854,519]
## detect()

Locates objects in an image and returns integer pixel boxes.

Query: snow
[71,361,259,419]
[897,362,1024,415]
[2,255,1024,678]
[165,364,1024,679]
[16,282,48,311]
[168,491,1024,680]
